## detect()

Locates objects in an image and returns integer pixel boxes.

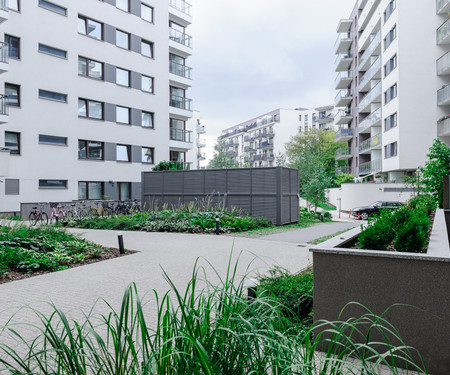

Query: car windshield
[370,201,382,208]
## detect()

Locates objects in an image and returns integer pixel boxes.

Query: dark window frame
[384,25,397,50]
[141,146,154,164]
[384,83,397,104]
[141,74,154,93]
[78,98,104,120]
[38,89,68,103]
[78,15,104,40]
[116,29,131,49]
[5,83,20,107]
[78,56,104,80]
[5,34,20,59]
[5,131,21,155]
[39,43,67,59]
[384,142,398,159]
[118,181,131,200]
[8,0,20,12]
[39,179,68,189]
[384,113,397,131]
[116,144,131,162]
[384,54,397,77]
[141,39,154,58]
[78,139,104,160]
[78,181,105,200]
[116,0,130,12]
[116,67,131,87]
[141,111,154,128]
[38,0,67,16]
[116,106,131,124]
[141,3,154,23]
[39,134,68,146]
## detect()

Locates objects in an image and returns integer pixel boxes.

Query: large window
[116,0,129,12]
[141,147,154,163]
[38,0,67,16]
[116,29,130,49]
[5,132,20,154]
[78,181,104,200]
[385,142,398,158]
[78,140,104,160]
[141,39,153,58]
[116,144,131,161]
[384,0,396,23]
[116,68,130,86]
[170,86,186,108]
[78,98,103,119]
[5,83,20,107]
[39,134,67,145]
[141,3,153,22]
[384,83,397,104]
[142,111,154,128]
[39,44,67,58]
[5,35,20,59]
[384,55,397,77]
[78,16,103,40]
[8,0,19,11]
[385,113,397,131]
[116,106,130,124]
[170,118,190,142]
[39,89,67,103]
[118,182,131,200]
[384,25,396,50]
[141,75,154,93]
[39,180,67,189]
[78,57,103,79]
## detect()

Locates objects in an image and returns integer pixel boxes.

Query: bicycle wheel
[29,212,38,226]
[40,212,49,225]
[92,208,100,217]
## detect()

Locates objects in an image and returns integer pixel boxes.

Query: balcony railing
[335,166,351,175]
[359,159,382,175]
[358,30,381,71]
[170,128,192,143]
[358,56,381,92]
[253,154,274,162]
[197,138,206,147]
[169,61,192,79]
[437,50,450,76]
[169,28,192,48]
[0,42,8,63]
[197,124,206,134]
[335,89,352,106]
[0,0,7,11]
[437,116,450,136]
[0,95,8,116]
[359,133,381,153]
[170,94,193,111]
[437,18,450,45]
[197,152,206,160]
[259,141,274,149]
[335,109,352,124]
[335,147,352,159]
[244,146,256,152]
[169,0,192,16]
[335,71,352,88]
[335,128,353,141]
[437,0,450,14]
[358,108,382,133]
[358,81,381,112]
[437,84,450,106]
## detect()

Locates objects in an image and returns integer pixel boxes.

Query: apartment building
[219,106,335,168]
[334,0,440,181]
[0,0,194,212]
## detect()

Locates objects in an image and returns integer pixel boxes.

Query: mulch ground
[0,248,136,284]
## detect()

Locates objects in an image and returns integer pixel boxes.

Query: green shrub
[393,210,430,253]
[407,194,437,216]
[358,210,395,250]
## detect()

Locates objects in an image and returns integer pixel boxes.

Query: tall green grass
[0,256,427,374]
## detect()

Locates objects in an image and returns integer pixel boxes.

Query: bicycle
[29,203,48,226]
[49,203,65,224]
[115,199,142,215]
[91,201,113,217]
[67,201,89,218]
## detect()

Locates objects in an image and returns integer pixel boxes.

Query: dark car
[351,201,403,220]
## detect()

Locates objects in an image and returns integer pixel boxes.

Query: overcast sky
[189,0,356,141]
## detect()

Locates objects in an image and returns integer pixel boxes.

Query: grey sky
[189,0,356,139]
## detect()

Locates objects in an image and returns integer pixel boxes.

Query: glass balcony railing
[335,147,352,159]
[358,56,381,92]
[358,81,381,112]
[169,61,192,79]
[437,50,450,75]
[358,108,381,133]
[169,28,192,48]
[0,95,8,116]
[169,0,192,15]
[335,89,352,106]
[0,0,7,11]
[170,94,193,111]
[170,128,193,143]
[197,125,206,134]
[437,18,450,45]
[335,128,353,141]
[335,166,351,175]
[437,0,450,14]
[358,30,381,70]
[437,116,450,136]
[0,42,8,63]
[259,141,274,149]
[437,84,450,106]
[359,133,382,153]
[359,159,382,175]
[197,138,206,147]
[335,71,352,87]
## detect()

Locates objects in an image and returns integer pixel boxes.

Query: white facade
[219,107,335,168]
[0,0,193,212]
[334,0,441,181]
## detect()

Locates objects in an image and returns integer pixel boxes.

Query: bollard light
[215,217,220,235]
[247,278,258,302]
[117,231,125,254]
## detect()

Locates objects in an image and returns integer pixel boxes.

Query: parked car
[351,201,403,220]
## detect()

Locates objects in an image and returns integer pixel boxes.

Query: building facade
[334,0,443,181]
[219,107,335,168]
[0,0,193,212]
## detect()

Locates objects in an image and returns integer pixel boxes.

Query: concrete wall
[327,182,414,211]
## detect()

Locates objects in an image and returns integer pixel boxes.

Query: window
[116,68,130,86]
[384,55,397,77]
[5,35,20,59]
[8,0,19,11]
[141,75,154,93]
[78,98,103,119]
[298,115,302,121]
[305,114,308,122]
[385,113,397,131]
[39,0,67,16]
[116,30,130,49]
[5,84,20,107]
[170,86,186,108]
[39,134,67,145]
[141,3,153,22]
[170,118,190,142]
[385,83,397,104]
[385,142,397,158]
[141,39,154,58]
[384,0,396,23]
[78,140,104,160]
[5,179,19,195]
[116,106,130,124]
[141,147,154,163]
[39,89,67,102]
[78,16,103,40]
[116,144,131,161]
[116,0,129,12]
[142,111,154,128]
[78,181,104,200]
[78,57,103,79]
[118,182,131,200]
[39,44,67,58]
[384,25,396,50]
[5,132,20,154]
[39,180,67,189]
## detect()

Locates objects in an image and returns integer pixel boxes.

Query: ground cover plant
[0,224,112,279]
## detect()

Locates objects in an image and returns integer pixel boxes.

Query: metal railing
[358,81,381,112]
[335,147,352,159]
[169,0,192,15]
[358,30,381,70]
[169,61,192,79]
[359,159,382,175]
[170,94,193,111]
[335,166,351,175]
[169,28,192,48]
[358,108,381,133]
[358,56,381,92]
[0,95,8,116]
[437,84,450,106]
[437,18,450,44]
[437,50,450,75]
[170,128,192,143]
[359,133,381,153]
[437,0,450,13]
[335,128,353,141]
[0,42,8,64]
[259,141,274,149]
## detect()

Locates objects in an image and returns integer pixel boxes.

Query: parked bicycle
[66,201,90,218]
[91,201,114,217]
[49,203,66,224]
[115,199,142,215]
[29,203,48,226]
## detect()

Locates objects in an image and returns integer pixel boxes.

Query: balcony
[316,114,335,123]
[335,89,352,107]
[335,147,353,160]
[335,128,353,142]
[358,30,381,71]
[0,0,8,23]
[169,161,192,170]
[358,56,381,93]
[170,94,193,111]
[227,150,237,156]
[335,166,351,175]
[335,109,353,124]
[0,95,8,123]
[359,159,382,175]
[197,138,206,148]
[335,71,352,89]
[437,50,450,76]
[358,0,381,32]
[437,0,450,14]
[169,0,192,16]
[335,52,352,72]
[358,108,382,134]
[197,152,206,160]
[169,61,192,79]
[0,42,8,74]
[197,124,206,134]
[437,18,450,45]
[170,128,192,143]
[335,33,352,55]
[358,81,381,113]
[438,84,450,106]
[359,133,382,154]
[438,116,450,136]
[259,141,274,150]
[244,146,256,153]
[169,28,192,48]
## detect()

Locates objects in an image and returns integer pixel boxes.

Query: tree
[208,140,240,169]
[303,164,333,213]
[334,173,354,187]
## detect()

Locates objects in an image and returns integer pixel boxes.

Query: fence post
[443,175,450,209]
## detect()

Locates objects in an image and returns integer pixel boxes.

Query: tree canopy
[208,140,240,169]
